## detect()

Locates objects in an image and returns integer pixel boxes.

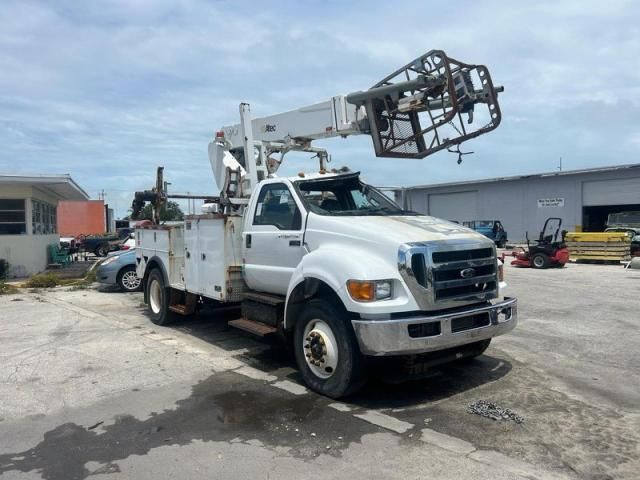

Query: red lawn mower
[501,217,570,269]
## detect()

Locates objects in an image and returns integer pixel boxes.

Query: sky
[1,0,639,218]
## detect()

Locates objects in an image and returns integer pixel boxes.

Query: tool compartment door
[184,217,225,300]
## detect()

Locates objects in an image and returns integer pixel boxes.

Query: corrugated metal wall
[397,166,640,242]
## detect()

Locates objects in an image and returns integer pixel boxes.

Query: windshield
[295,174,407,216]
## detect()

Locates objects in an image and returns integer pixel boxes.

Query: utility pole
[558,157,562,172]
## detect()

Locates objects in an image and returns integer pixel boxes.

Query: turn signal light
[347,280,375,301]
[498,260,504,282]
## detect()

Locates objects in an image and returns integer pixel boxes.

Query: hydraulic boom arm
[211,49,503,199]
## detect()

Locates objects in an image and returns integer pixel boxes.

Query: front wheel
[531,253,550,269]
[293,299,367,398]
[146,269,176,325]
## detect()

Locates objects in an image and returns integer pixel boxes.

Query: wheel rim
[121,270,141,291]
[302,319,339,379]
[533,256,544,267]
[149,279,162,314]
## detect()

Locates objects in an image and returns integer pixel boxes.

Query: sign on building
[537,198,565,208]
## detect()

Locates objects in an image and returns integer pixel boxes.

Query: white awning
[0,174,90,201]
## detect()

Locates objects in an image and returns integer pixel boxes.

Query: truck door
[242,182,306,295]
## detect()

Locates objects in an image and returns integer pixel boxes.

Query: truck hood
[305,213,493,251]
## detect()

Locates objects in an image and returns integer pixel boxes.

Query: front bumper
[351,297,517,356]
[96,265,118,285]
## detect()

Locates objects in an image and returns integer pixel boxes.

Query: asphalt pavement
[0,260,638,479]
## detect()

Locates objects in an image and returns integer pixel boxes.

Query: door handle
[289,240,301,246]
[246,234,252,248]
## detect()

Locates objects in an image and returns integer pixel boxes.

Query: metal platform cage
[362,50,502,159]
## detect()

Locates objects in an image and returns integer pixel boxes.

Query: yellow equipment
[565,231,632,262]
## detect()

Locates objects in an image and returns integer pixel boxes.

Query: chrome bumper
[351,297,517,356]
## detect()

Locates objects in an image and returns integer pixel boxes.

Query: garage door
[583,178,640,206]
[428,191,478,222]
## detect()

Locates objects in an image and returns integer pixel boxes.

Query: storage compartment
[183,215,243,301]
[136,224,185,289]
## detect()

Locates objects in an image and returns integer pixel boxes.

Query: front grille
[433,263,495,282]
[411,253,428,287]
[435,281,497,300]
[431,248,497,303]
[432,248,493,263]
[451,313,491,333]
[399,242,499,311]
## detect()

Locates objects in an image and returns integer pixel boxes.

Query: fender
[283,245,414,330]
[141,255,170,302]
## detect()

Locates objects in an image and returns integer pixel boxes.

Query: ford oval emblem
[460,268,476,278]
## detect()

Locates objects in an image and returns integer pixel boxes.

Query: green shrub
[25,273,60,288]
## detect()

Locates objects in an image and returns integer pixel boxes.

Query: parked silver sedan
[96,249,141,292]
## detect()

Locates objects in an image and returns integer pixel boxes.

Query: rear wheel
[497,239,506,249]
[146,269,176,325]
[293,299,367,398]
[117,265,141,292]
[531,253,550,269]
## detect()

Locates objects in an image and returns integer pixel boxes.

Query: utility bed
[136,215,245,303]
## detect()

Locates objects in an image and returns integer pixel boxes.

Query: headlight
[100,256,118,266]
[346,279,393,302]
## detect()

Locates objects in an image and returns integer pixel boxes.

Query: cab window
[253,183,302,230]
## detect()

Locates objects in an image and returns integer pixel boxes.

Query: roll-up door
[428,191,478,222]
[583,178,640,206]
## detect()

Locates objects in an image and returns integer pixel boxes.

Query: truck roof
[278,170,357,183]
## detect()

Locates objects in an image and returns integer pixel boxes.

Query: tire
[497,239,506,249]
[531,253,550,269]
[117,265,142,292]
[293,299,367,398]
[145,269,177,325]
[95,243,109,257]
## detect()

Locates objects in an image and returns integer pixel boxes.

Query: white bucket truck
[135,50,517,398]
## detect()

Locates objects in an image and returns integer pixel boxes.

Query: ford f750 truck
[134,50,517,398]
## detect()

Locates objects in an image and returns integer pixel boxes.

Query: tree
[140,201,184,222]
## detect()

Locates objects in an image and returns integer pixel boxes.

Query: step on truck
[134,50,517,398]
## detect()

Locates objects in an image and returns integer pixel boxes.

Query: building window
[32,199,57,235]
[0,199,26,235]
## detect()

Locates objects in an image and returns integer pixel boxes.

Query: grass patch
[25,273,60,288]
[0,280,19,295]
[68,267,98,291]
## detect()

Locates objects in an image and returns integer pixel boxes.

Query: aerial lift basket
[347,50,502,160]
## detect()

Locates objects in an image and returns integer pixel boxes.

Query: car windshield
[295,173,408,216]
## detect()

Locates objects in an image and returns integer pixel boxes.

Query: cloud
[0,0,639,217]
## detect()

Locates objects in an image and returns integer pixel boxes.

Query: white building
[0,174,89,277]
